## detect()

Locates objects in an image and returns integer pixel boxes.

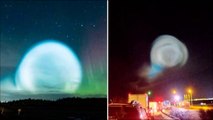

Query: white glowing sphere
[15,40,82,93]
[151,35,188,67]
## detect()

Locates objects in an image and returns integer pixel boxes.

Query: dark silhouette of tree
[0,97,107,120]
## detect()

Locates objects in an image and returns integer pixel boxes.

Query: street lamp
[148,91,152,96]
[172,90,176,94]
[171,89,177,106]
[187,89,193,106]
[188,89,192,94]
[147,90,152,112]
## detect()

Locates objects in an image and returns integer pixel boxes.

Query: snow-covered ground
[164,107,200,120]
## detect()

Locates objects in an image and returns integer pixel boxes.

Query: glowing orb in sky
[15,40,82,93]
[151,35,188,68]
[147,35,188,79]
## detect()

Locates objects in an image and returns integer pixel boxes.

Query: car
[109,103,148,120]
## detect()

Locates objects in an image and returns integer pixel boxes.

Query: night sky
[0,0,107,101]
[109,1,213,101]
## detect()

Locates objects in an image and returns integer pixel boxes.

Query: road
[160,106,213,120]
[152,105,212,120]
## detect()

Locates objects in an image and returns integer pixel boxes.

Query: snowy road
[163,107,201,120]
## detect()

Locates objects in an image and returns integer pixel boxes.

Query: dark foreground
[0,98,107,120]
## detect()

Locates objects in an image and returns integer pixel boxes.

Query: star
[66,34,70,38]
